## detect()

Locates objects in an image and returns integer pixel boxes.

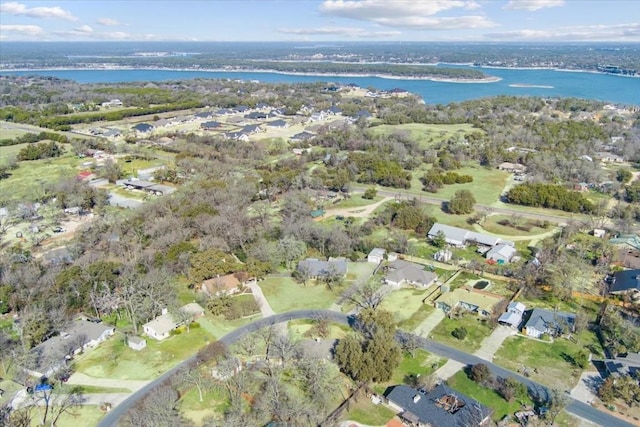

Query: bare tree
[34,384,85,427]
[180,363,212,403]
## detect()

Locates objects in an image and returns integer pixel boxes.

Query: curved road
[98,310,633,427]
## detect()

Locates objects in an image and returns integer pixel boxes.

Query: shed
[127,335,147,351]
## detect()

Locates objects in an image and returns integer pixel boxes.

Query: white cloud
[0,1,77,21]
[97,17,120,26]
[318,0,491,28]
[484,23,640,41]
[53,29,132,40]
[503,0,565,12]
[0,24,44,36]
[278,26,400,38]
[74,25,93,33]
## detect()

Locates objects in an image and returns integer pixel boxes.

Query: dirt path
[321,197,394,220]
[66,372,149,392]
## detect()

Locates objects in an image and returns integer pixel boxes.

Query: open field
[430,314,495,352]
[260,276,339,313]
[372,349,445,396]
[74,327,214,380]
[408,164,510,206]
[368,123,483,148]
[0,154,80,204]
[379,287,436,329]
[287,319,350,340]
[28,406,106,427]
[493,331,604,390]
[178,386,228,426]
[0,142,30,159]
[479,214,553,237]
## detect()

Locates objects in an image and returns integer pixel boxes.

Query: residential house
[486,244,517,264]
[610,235,640,269]
[241,124,263,134]
[132,123,153,133]
[127,336,147,351]
[296,258,348,279]
[224,131,250,142]
[120,179,176,195]
[497,162,527,173]
[574,182,590,192]
[498,302,526,328]
[384,260,437,289]
[353,110,372,120]
[28,319,115,377]
[434,287,504,317]
[202,272,255,296]
[266,119,288,128]
[194,111,214,120]
[596,152,624,163]
[142,303,205,341]
[232,105,249,113]
[292,148,312,156]
[153,118,173,128]
[101,99,123,108]
[522,308,576,338]
[327,105,342,115]
[385,384,492,427]
[216,108,233,116]
[367,248,386,264]
[290,131,315,142]
[608,269,640,296]
[244,111,267,120]
[103,128,121,139]
[604,352,640,378]
[201,121,221,130]
[427,223,513,249]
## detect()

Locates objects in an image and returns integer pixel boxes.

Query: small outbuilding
[367,248,386,264]
[127,335,147,351]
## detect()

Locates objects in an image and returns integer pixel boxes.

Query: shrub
[452,326,468,340]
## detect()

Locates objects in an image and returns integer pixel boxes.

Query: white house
[142,303,205,341]
[498,302,526,328]
[367,248,386,264]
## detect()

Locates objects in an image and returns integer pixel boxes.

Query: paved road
[98,310,634,427]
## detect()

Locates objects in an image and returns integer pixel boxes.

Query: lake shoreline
[0,66,503,83]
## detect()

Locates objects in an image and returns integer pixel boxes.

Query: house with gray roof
[428,223,512,248]
[604,352,640,378]
[297,258,348,279]
[201,121,221,130]
[385,384,492,427]
[28,319,115,377]
[609,269,640,295]
[132,123,153,133]
[498,302,526,328]
[367,248,386,264]
[486,244,517,264]
[290,131,315,142]
[384,260,437,289]
[267,119,288,128]
[522,308,576,338]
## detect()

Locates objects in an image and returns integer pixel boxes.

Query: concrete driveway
[474,325,517,361]
[413,309,445,338]
[571,371,603,404]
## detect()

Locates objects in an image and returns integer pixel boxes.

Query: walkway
[66,372,149,393]
[247,281,275,317]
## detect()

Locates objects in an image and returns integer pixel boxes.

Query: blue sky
[1,0,638,42]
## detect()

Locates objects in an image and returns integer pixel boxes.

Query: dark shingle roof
[611,269,640,293]
[385,384,492,427]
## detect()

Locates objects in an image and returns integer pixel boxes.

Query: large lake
[1,66,638,105]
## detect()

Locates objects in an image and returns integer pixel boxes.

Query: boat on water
[509,83,554,89]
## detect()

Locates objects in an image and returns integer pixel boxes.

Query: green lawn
[0,154,80,204]
[430,314,494,352]
[74,327,214,380]
[28,406,106,427]
[493,331,603,390]
[341,397,396,426]
[287,319,349,340]
[197,314,260,340]
[260,276,339,313]
[446,370,533,422]
[380,288,435,328]
[178,386,228,426]
[344,261,377,283]
[0,142,30,159]
[329,194,384,209]
[480,214,554,237]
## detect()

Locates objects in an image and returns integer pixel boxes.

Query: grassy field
[0,142,30,159]
[409,165,510,206]
[288,319,350,340]
[344,261,377,282]
[446,370,533,422]
[379,288,436,329]
[178,386,228,426]
[328,194,384,209]
[480,214,554,237]
[260,276,339,313]
[368,123,482,148]
[74,327,214,380]
[28,406,106,427]
[196,315,258,341]
[341,397,397,426]
[430,314,495,352]
[493,331,603,390]
[0,154,80,204]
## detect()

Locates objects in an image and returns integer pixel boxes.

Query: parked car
[53,226,66,233]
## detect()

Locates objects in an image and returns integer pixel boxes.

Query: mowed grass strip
[380,288,435,327]
[368,123,482,148]
[260,276,338,313]
[341,397,396,426]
